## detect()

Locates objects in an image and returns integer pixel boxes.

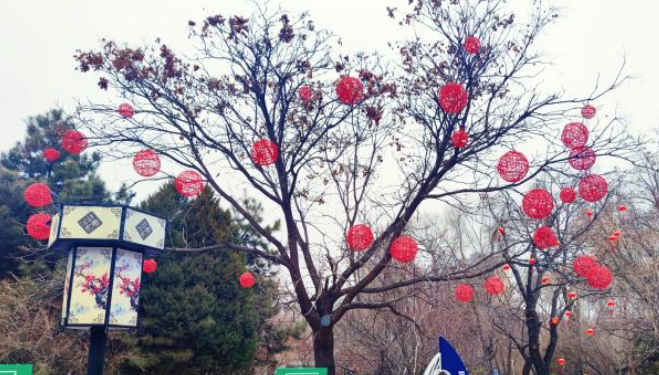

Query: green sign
[0,365,33,375]
[275,368,327,375]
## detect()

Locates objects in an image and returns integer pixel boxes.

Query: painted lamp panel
[59,206,122,241]
[109,249,142,328]
[123,208,166,250]
[60,250,74,325]
[48,212,60,248]
[68,247,113,326]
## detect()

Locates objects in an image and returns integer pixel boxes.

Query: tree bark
[313,327,335,375]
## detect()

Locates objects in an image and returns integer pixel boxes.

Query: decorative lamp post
[47,204,167,375]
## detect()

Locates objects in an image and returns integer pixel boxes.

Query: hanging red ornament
[559,187,577,204]
[251,139,279,166]
[568,147,596,170]
[239,272,256,288]
[118,103,135,118]
[614,230,621,237]
[455,283,474,302]
[485,276,505,295]
[522,188,555,219]
[581,104,596,119]
[498,227,505,235]
[346,224,374,251]
[336,76,364,105]
[542,275,551,285]
[451,129,469,148]
[568,291,578,299]
[586,209,594,218]
[578,174,608,202]
[389,235,418,263]
[607,299,615,308]
[573,255,598,278]
[143,259,157,274]
[43,148,61,162]
[557,358,566,366]
[174,170,204,197]
[565,310,573,318]
[438,82,468,114]
[61,130,88,155]
[133,150,161,177]
[550,316,560,325]
[618,205,627,212]
[587,265,613,290]
[561,122,589,150]
[463,36,481,54]
[26,213,51,240]
[24,183,52,207]
[533,226,559,250]
[529,258,537,266]
[298,85,313,102]
[502,264,511,271]
[497,151,529,183]
[585,328,595,336]
[608,235,617,242]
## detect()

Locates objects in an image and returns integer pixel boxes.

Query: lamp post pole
[87,327,107,375]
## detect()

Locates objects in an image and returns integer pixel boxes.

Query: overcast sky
[1,0,657,198]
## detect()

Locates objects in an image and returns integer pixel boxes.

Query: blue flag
[439,337,469,375]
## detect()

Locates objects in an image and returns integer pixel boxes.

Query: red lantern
[578,174,608,202]
[389,235,418,263]
[608,235,617,242]
[573,255,598,278]
[522,188,554,219]
[24,183,52,207]
[557,358,566,366]
[565,310,573,318]
[542,275,551,285]
[561,122,588,150]
[533,226,559,250]
[502,264,511,271]
[607,299,615,307]
[585,328,595,336]
[143,259,157,274]
[550,316,560,325]
[451,129,469,148]
[26,213,51,240]
[568,291,577,299]
[485,276,505,295]
[568,147,596,170]
[43,148,60,162]
[463,36,481,54]
[336,76,364,105]
[239,272,256,288]
[174,170,204,197]
[586,209,594,218]
[559,187,577,204]
[614,230,621,237]
[455,283,474,302]
[251,139,279,166]
[581,104,596,119]
[118,103,135,118]
[497,151,529,183]
[438,82,468,114]
[618,205,627,212]
[299,85,313,102]
[498,227,505,235]
[346,224,374,251]
[133,150,161,177]
[61,130,88,155]
[587,265,613,290]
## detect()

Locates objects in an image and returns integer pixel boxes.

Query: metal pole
[87,327,106,375]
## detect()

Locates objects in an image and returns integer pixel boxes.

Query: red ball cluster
[559,187,576,204]
[43,148,61,162]
[578,174,608,202]
[573,254,598,278]
[522,188,554,219]
[587,265,613,290]
[569,147,596,170]
[455,283,474,302]
[497,151,529,183]
[451,129,469,148]
[143,259,157,274]
[346,224,374,251]
[581,104,596,119]
[133,150,161,177]
[251,139,279,166]
[389,235,418,263]
[561,122,588,150]
[484,276,505,295]
[118,103,135,118]
[24,183,52,207]
[26,213,51,240]
[298,85,313,102]
[463,36,481,54]
[61,130,88,155]
[174,170,204,197]
[438,83,468,114]
[336,76,364,105]
[239,272,256,288]
[533,226,559,250]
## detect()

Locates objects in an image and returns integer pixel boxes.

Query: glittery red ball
[298,85,313,102]
[133,150,161,177]
[336,76,364,105]
[522,189,554,219]
[143,259,157,274]
[569,147,596,170]
[573,255,598,278]
[26,213,51,240]
[438,82,468,114]
[174,170,204,197]
[451,129,469,148]
[587,265,613,290]
[561,122,589,150]
[239,272,256,288]
[118,103,135,118]
[455,283,474,302]
[581,104,596,119]
[43,148,61,162]
[346,224,374,251]
[484,276,505,295]
[389,235,418,263]
[463,36,481,54]
[251,139,279,166]
[559,187,577,204]
[578,174,608,202]
[497,151,529,183]
[533,226,559,250]
[61,130,88,155]
[24,183,52,207]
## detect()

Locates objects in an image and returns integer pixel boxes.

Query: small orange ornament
[551,316,560,325]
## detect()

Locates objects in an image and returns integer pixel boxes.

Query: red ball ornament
[568,291,577,299]
[557,358,566,366]
[438,82,468,114]
[239,272,256,288]
[498,227,505,235]
[389,235,418,263]
[502,264,511,271]
[607,299,615,307]
[61,130,88,155]
[533,226,559,250]
[251,139,279,166]
[346,224,374,251]
[559,187,577,204]
[133,150,161,177]
[174,170,204,197]
[24,183,52,207]
[529,258,537,266]
[569,147,596,170]
[587,265,613,290]
[608,235,617,242]
[26,213,51,240]
[463,36,481,54]
[618,205,627,212]
[336,76,364,105]
[485,276,505,295]
[118,103,135,118]
[451,129,469,148]
[561,122,589,150]
[298,85,313,102]
[586,209,594,218]
[565,310,573,318]
[573,255,598,278]
[542,276,551,285]
[455,283,474,302]
[43,148,60,162]
[497,151,529,183]
[143,259,157,274]
[614,230,621,237]
[578,174,608,202]
[585,328,595,336]
[550,316,560,325]
[581,104,596,119]
[522,188,554,219]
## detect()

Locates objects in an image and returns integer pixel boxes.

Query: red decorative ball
[484,276,505,295]
[298,85,313,102]
[239,272,256,288]
[607,299,615,307]
[61,130,88,155]
[133,150,161,177]
[578,174,608,202]
[143,259,157,274]
[542,276,551,285]
[587,265,613,290]
[573,255,598,278]
[559,187,577,204]
[568,291,577,299]
[118,103,135,118]
[565,311,573,318]
[498,227,505,235]
[346,224,374,251]
[522,189,554,219]
[26,213,51,240]
[497,151,529,183]
[502,264,511,271]
[174,170,204,197]
[581,104,596,119]
[24,183,52,207]
[557,358,566,366]
[43,148,61,162]
[586,209,594,217]
[463,36,481,54]
[618,205,627,212]
[455,283,474,302]
[561,122,588,150]
[389,235,418,263]
[451,129,469,148]
[585,328,595,336]
[550,316,559,324]
[529,258,537,266]
[569,147,596,170]
[438,82,468,114]
[336,76,364,105]
[533,226,559,250]
[251,139,279,166]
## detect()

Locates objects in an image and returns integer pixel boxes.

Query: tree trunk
[313,327,336,375]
